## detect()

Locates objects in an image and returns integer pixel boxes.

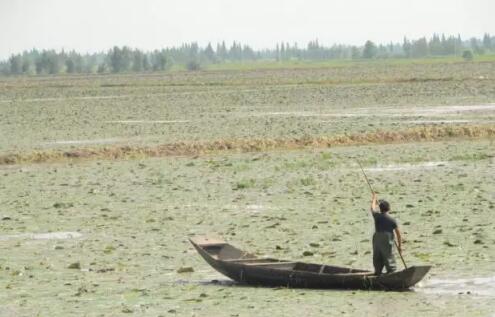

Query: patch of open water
[174,279,237,287]
[405,120,472,124]
[406,104,495,115]
[0,231,82,241]
[106,120,190,124]
[232,103,495,119]
[42,138,123,146]
[416,275,495,297]
[365,161,448,172]
[175,203,278,213]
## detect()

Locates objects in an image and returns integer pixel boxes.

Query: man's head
[378,199,390,213]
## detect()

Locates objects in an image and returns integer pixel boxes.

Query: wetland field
[0,59,494,316]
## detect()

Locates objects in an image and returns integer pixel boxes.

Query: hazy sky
[1,0,493,59]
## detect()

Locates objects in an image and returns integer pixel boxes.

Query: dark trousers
[372,232,397,275]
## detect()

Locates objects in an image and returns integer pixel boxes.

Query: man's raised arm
[370,192,378,215]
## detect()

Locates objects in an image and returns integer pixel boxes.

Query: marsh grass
[233,179,256,190]
[451,153,492,161]
[1,125,494,165]
[300,176,317,186]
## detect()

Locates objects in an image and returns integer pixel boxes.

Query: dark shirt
[372,212,398,233]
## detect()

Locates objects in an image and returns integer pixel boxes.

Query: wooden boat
[190,237,431,290]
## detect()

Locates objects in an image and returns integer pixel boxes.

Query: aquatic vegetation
[1,61,494,315]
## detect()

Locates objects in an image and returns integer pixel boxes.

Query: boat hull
[190,237,431,290]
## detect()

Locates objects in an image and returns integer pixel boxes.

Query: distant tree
[47,51,63,74]
[242,45,256,60]
[132,50,144,72]
[122,47,134,71]
[462,50,474,61]
[482,33,492,50]
[151,50,168,71]
[280,42,286,60]
[108,46,122,73]
[216,42,227,61]
[441,35,459,55]
[35,58,44,74]
[65,58,76,73]
[97,63,107,73]
[64,52,83,74]
[142,55,151,71]
[189,42,199,61]
[34,50,62,74]
[9,55,23,74]
[21,58,32,74]
[307,39,322,59]
[186,60,201,71]
[203,42,216,63]
[0,62,9,75]
[429,34,443,56]
[351,46,360,59]
[455,34,463,55]
[292,42,301,60]
[74,55,85,73]
[377,44,389,58]
[470,37,484,55]
[109,46,132,72]
[229,42,242,60]
[386,42,394,56]
[440,34,448,54]
[411,37,429,57]
[83,54,100,73]
[401,38,411,57]
[362,40,377,59]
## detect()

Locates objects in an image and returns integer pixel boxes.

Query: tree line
[1,33,493,76]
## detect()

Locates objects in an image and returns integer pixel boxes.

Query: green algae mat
[1,61,494,316]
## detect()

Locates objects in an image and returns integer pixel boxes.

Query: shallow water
[365,161,448,172]
[43,138,123,145]
[0,231,82,241]
[229,103,495,119]
[417,275,495,297]
[406,120,472,124]
[106,120,190,124]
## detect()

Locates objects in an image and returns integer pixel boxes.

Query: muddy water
[417,275,495,297]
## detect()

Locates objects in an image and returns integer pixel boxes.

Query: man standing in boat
[370,193,402,275]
